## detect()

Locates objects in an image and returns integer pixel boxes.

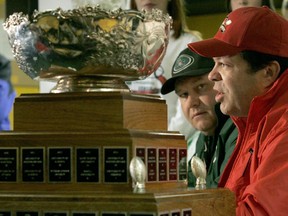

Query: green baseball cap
[161,48,214,95]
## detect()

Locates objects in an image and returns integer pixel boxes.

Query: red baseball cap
[188,6,288,58]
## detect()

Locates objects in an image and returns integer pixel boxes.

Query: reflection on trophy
[3,6,171,93]
[191,156,207,190]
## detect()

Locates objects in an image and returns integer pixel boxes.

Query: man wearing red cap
[188,6,288,216]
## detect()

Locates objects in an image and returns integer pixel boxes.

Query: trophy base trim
[50,76,131,93]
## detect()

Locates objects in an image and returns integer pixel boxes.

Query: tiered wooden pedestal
[13,92,168,131]
[0,188,235,216]
[0,92,235,215]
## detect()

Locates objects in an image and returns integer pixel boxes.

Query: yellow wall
[186,13,227,39]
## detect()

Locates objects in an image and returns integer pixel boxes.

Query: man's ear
[262,61,280,88]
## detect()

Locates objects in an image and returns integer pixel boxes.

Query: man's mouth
[215,91,224,103]
[192,111,206,119]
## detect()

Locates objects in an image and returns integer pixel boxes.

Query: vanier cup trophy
[3,5,207,191]
[3,6,174,191]
[0,4,236,214]
[3,5,172,93]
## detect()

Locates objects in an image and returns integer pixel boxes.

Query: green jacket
[187,104,238,188]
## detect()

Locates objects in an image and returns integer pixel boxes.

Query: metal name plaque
[135,147,146,164]
[104,147,128,183]
[168,148,177,181]
[16,212,39,216]
[72,213,97,216]
[0,212,11,216]
[158,148,167,181]
[182,208,192,216]
[158,212,169,216]
[130,213,156,216]
[170,210,180,216]
[147,148,157,182]
[178,149,187,181]
[76,148,99,183]
[101,212,126,216]
[48,148,72,182]
[0,148,17,182]
[44,212,68,216]
[21,148,44,182]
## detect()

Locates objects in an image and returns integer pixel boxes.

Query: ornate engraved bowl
[3,6,171,92]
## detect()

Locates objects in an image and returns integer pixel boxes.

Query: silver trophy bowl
[3,6,171,92]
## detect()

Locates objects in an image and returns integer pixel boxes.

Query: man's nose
[208,68,221,82]
[187,94,200,108]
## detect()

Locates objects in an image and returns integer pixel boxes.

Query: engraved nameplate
[44,212,68,216]
[76,148,99,183]
[147,148,157,182]
[168,148,177,181]
[104,147,128,183]
[130,213,155,216]
[16,212,39,216]
[21,148,44,182]
[158,212,169,216]
[170,210,180,216]
[158,148,167,181]
[135,147,146,164]
[72,213,97,216]
[182,208,192,216]
[48,148,71,182]
[0,212,11,216]
[0,148,17,182]
[178,149,187,181]
[101,212,126,216]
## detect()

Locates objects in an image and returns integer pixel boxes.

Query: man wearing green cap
[161,47,237,188]
[188,6,288,215]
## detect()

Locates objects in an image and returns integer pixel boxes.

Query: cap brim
[161,76,177,95]
[188,38,244,58]
[161,68,212,95]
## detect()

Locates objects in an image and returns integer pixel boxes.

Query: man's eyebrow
[175,76,207,92]
[213,57,221,61]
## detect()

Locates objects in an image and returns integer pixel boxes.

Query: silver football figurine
[129,156,146,192]
[190,156,207,190]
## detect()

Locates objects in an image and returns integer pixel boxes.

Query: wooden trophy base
[13,92,168,131]
[0,92,236,215]
[0,188,235,216]
[0,130,187,191]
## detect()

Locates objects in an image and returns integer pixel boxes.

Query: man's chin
[220,103,229,115]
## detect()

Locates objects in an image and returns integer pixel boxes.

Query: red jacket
[219,69,288,216]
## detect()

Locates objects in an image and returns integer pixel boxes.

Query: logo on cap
[220,17,232,33]
[173,54,194,74]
